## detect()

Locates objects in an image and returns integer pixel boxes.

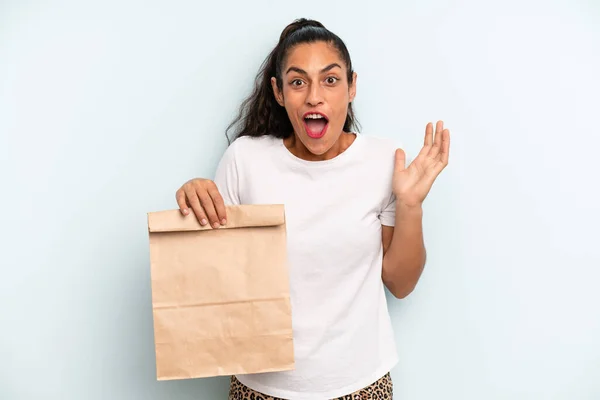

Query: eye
[325,76,339,85]
[290,79,304,87]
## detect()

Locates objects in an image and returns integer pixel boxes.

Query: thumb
[394,148,406,173]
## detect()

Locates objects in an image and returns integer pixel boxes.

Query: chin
[305,143,329,156]
[298,131,330,151]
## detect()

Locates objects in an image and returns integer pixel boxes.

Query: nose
[306,83,324,107]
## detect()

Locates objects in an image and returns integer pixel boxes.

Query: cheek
[332,100,349,124]
[282,93,303,120]
[330,89,350,112]
[284,104,300,121]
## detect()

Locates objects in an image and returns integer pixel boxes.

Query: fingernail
[200,219,207,225]
[183,209,189,215]
[221,219,227,225]
[213,222,220,228]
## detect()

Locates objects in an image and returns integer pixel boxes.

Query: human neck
[283,131,356,162]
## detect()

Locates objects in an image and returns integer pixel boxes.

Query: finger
[424,122,434,147]
[186,187,208,226]
[416,143,430,160]
[394,148,406,173]
[176,189,190,216]
[208,185,227,225]
[439,129,450,165]
[197,190,220,229]
[428,130,450,177]
[428,120,444,158]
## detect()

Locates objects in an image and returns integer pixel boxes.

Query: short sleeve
[213,141,241,206]
[379,191,396,227]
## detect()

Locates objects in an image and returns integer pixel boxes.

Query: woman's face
[272,41,357,158]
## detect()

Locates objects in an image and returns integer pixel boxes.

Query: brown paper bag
[147,204,294,380]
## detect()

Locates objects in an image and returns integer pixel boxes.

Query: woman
[176,18,450,400]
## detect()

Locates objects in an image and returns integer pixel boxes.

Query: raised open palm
[393,120,450,207]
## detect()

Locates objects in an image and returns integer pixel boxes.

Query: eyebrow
[285,63,342,75]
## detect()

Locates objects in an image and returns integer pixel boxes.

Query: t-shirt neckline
[276,133,363,168]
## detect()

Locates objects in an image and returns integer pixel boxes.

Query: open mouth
[303,112,329,139]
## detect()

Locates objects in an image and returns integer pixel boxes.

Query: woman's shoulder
[228,134,280,153]
[218,135,279,164]
[357,133,403,156]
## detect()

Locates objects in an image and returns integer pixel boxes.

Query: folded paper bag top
[147,204,295,380]
[147,203,286,232]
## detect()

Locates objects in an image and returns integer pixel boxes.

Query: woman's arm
[381,121,449,298]
[381,205,426,299]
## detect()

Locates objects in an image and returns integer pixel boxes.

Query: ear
[271,77,284,106]
[349,71,357,103]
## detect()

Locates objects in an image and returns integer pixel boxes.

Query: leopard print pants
[228,372,393,399]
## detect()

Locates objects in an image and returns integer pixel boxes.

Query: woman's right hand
[176,179,227,228]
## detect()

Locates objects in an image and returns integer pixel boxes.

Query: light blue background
[1,0,599,399]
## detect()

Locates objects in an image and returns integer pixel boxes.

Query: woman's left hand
[393,120,450,208]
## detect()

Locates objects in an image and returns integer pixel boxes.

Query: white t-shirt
[213,133,399,399]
